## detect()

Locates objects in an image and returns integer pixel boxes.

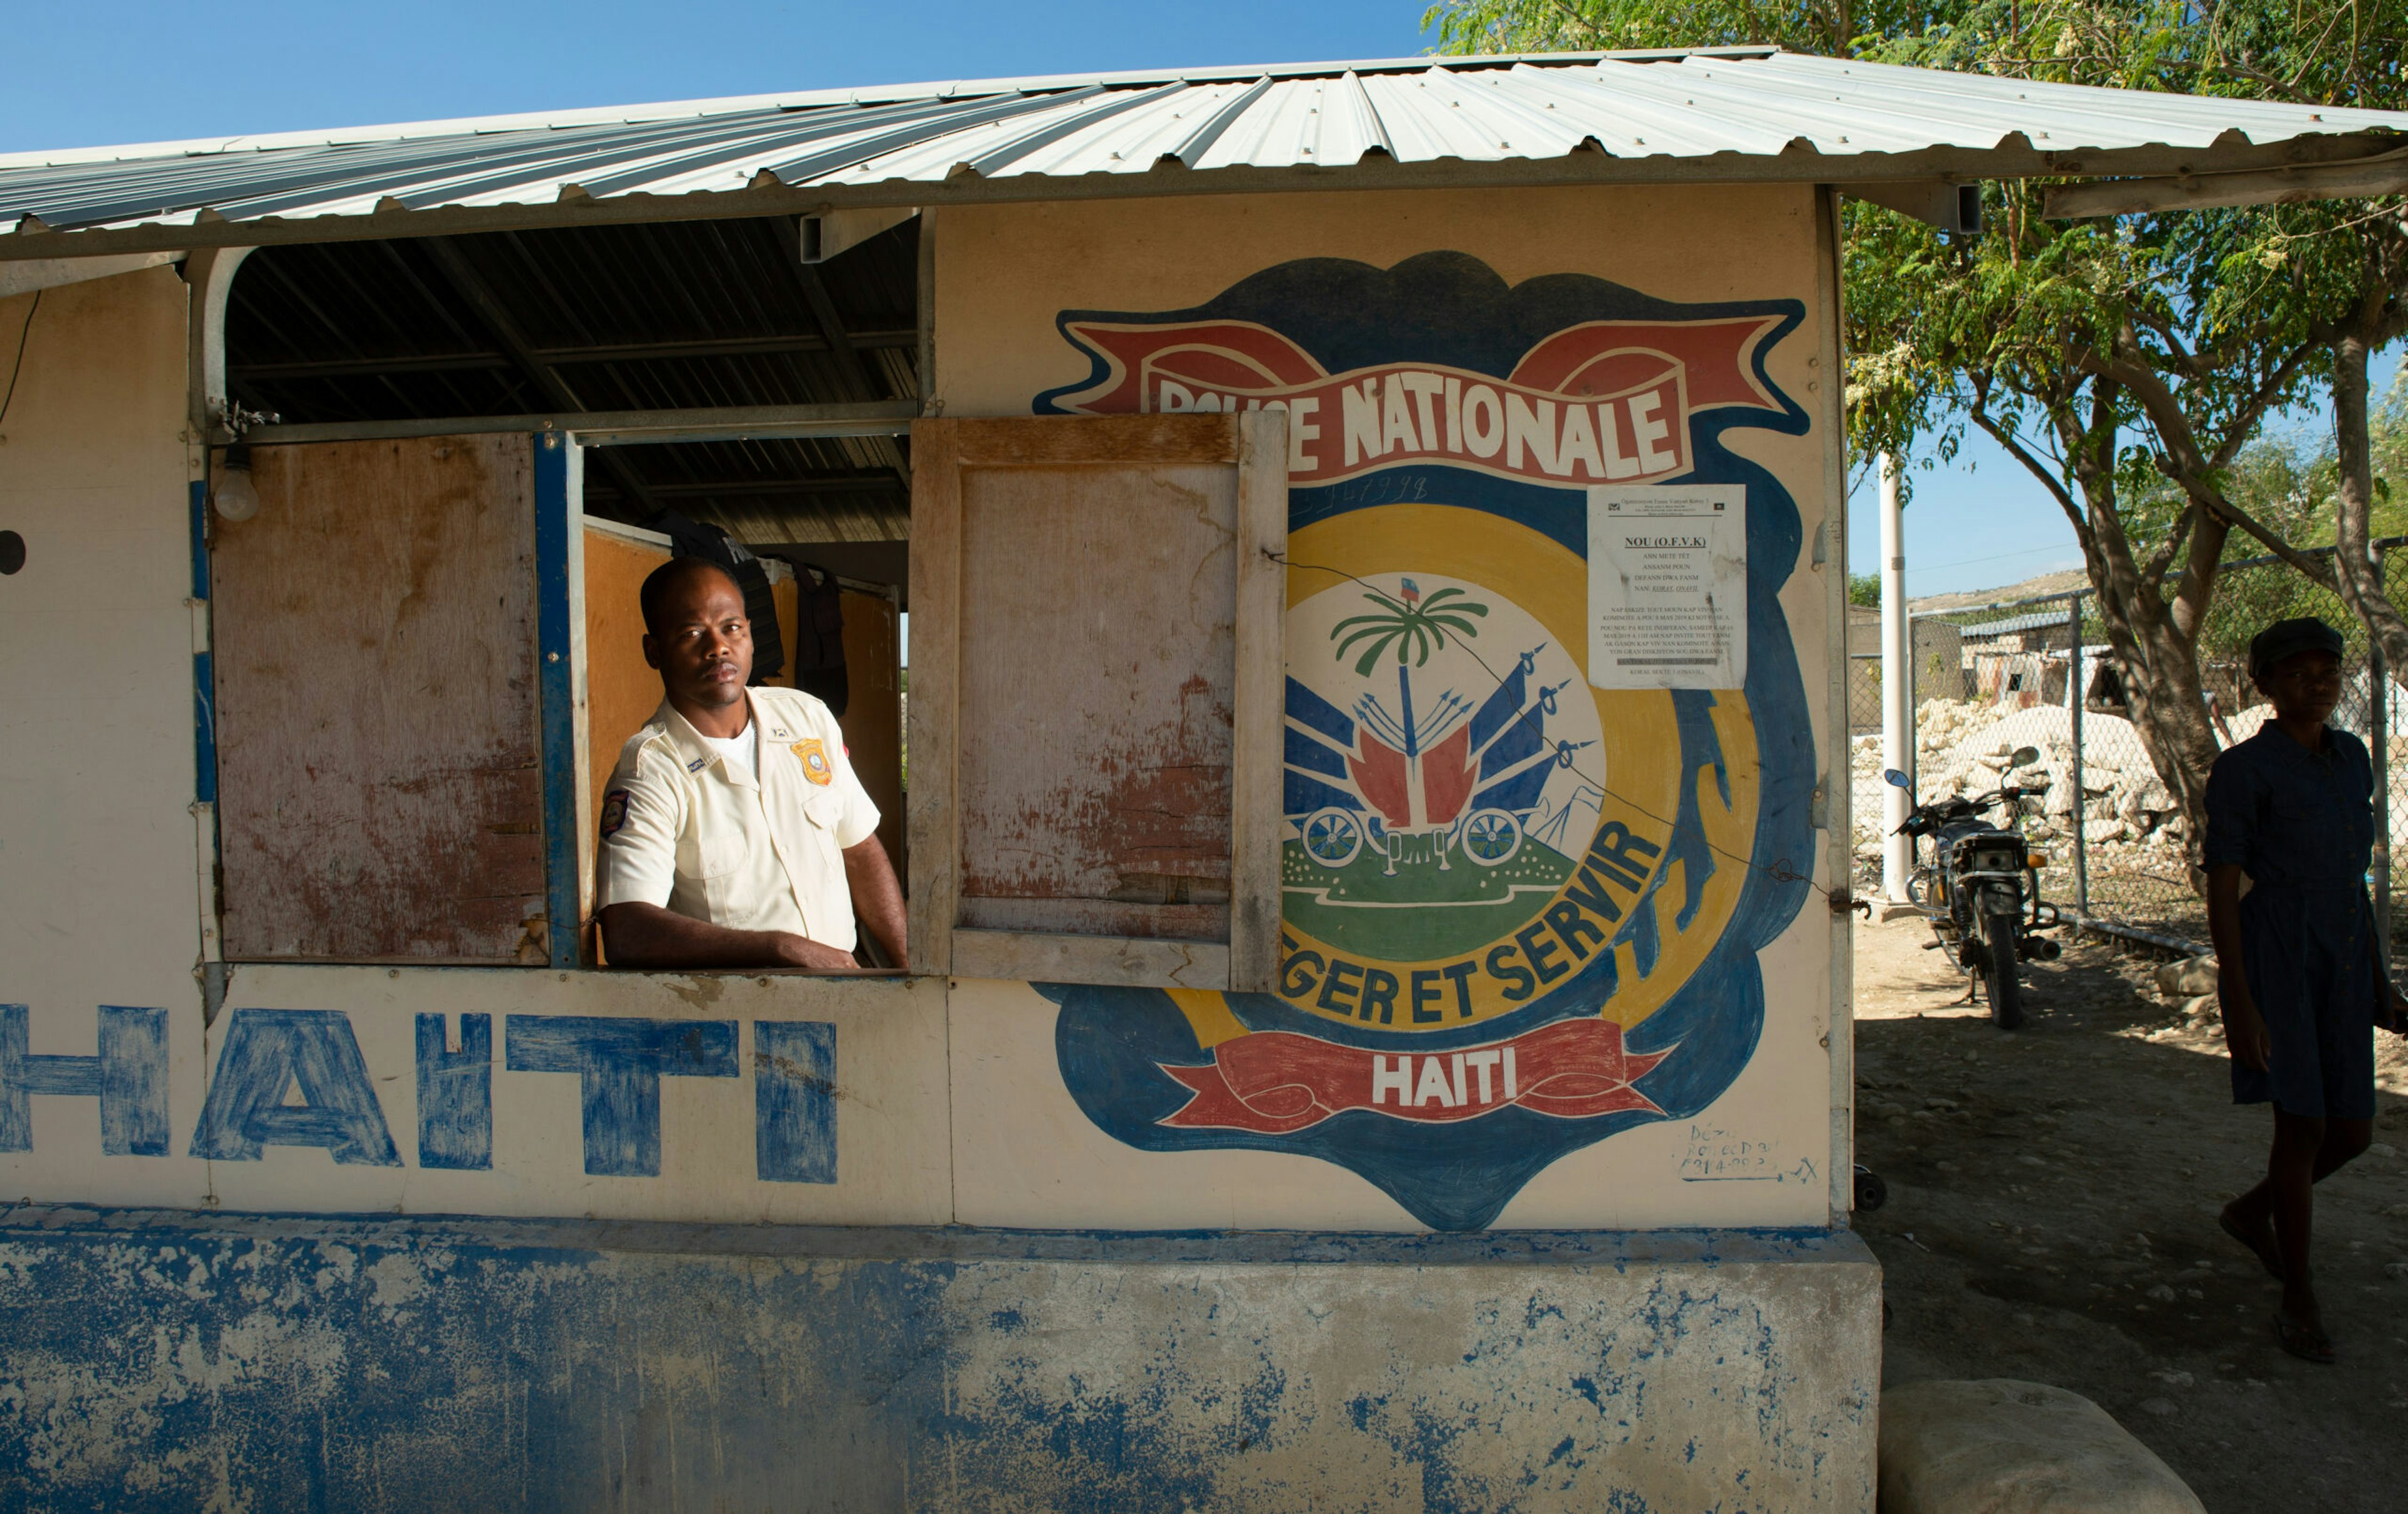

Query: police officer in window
[596,558,906,971]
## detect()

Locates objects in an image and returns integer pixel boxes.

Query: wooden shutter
[909,413,1286,990]
[212,435,548,961]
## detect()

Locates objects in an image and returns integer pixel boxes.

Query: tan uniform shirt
[596,686,880,950]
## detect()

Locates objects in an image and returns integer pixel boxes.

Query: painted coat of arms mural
[1033,252,1815,1229]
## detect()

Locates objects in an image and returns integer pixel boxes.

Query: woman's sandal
[2273,1311,2337,1365]
[2219,1207,2286,1283]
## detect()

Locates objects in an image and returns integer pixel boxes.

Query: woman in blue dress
[2205,617,2408,1363]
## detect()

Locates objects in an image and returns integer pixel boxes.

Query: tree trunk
[2064,408,2224,867]
[2327,328,2408,677]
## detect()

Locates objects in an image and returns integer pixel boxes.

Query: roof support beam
[243,400,918,447]
[583,474,908,500]
[0,250,182,299]
[418,235,663,516]
[1838,180,1982,236]
[780,223,912,491]
[2046,149,2408,218]
[230,329,917,383]
[800,206,916,263]
[786,260,885,404]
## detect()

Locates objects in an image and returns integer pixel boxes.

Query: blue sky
[0,3,1438,151]
[11,4,2390,605]
[1852,352,2405,602]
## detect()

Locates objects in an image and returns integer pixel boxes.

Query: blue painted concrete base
[0,1208,1879,1511]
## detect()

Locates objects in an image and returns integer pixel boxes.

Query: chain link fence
[1849,541,2408,956]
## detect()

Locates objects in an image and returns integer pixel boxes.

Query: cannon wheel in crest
[1456,808,1524,867]
[1301,807,1366,869]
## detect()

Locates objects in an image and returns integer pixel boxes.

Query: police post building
[0,50,2393,1510]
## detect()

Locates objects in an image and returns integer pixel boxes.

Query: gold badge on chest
[791,738,834,786]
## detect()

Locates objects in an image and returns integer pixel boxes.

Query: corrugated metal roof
[1954,609,2079,638]
[4,48,2400,247]
[221,216,925,541]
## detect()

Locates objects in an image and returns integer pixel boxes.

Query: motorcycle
[1882,749,2064,1029]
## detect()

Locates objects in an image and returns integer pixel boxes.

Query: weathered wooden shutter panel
[212,434,547,962]
[909,412,1286,991]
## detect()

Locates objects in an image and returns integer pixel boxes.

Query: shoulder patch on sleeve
[599,789,631,837]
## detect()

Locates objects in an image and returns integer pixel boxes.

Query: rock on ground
[2154,955,2219,1000]
[1879,1378,2207,1514]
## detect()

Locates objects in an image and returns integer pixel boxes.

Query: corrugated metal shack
[1,48,2399,1511]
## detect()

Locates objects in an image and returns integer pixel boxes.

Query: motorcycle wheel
[1984,909,2024,1030]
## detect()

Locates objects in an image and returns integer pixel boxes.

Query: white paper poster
[1587,485,1748,689]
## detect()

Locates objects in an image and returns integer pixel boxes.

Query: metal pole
[2374,549,2392,971]
[1879,452,1913,901]
[2069,593,2089,918]
[1904,613,1922,799]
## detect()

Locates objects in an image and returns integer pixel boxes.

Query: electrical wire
[0,289,41,431]
[1269,549,1845,909]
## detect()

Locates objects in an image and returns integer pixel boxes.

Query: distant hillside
[1909,566,2088,614]
[1844,566,2089,656]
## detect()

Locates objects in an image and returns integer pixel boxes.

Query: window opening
[578,441,909,896]
[209,214,920,969]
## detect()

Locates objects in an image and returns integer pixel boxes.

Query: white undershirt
[699,724,756,776]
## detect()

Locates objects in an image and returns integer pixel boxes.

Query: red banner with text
[1052,315,1787,489]
[1159,1018,1669,1135]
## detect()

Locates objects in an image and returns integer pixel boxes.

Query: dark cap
[2249,616,2347,679]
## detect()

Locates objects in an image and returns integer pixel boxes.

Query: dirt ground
[1852,914,2408,1512]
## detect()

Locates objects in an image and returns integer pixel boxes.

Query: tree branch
[1968,386,2083,535]
[2140,509,2194,585]
[1541,0,1605,45]
[2076,326,2332,585]
[2207,342,2320,471]
[2214,54,2317,105]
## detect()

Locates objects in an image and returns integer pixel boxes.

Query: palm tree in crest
[1330,580,1487,830]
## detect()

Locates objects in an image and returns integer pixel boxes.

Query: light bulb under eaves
[213,450,260,522]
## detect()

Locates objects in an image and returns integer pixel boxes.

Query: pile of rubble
[1851,699,2187,866]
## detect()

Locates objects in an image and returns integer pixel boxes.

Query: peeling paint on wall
[0,1209,1877,1513]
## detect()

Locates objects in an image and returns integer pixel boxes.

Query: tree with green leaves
[1428,0,2335,845]
[2182,377,2408,675]
[1422,0,1972,478]
[2173,0,2408,679]
[1864,1,2346,839]
[1422,0,1950,57]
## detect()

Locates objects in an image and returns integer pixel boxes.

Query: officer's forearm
[842,837,908,968]
[598,901,843,971]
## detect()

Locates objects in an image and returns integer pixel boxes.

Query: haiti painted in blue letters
[1,1004,836,1182]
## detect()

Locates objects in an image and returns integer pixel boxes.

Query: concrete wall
[3,193,1849,1237]
[0,1207,1878,1513]
[0,267,213,1210]
[0,240,1871,1508]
